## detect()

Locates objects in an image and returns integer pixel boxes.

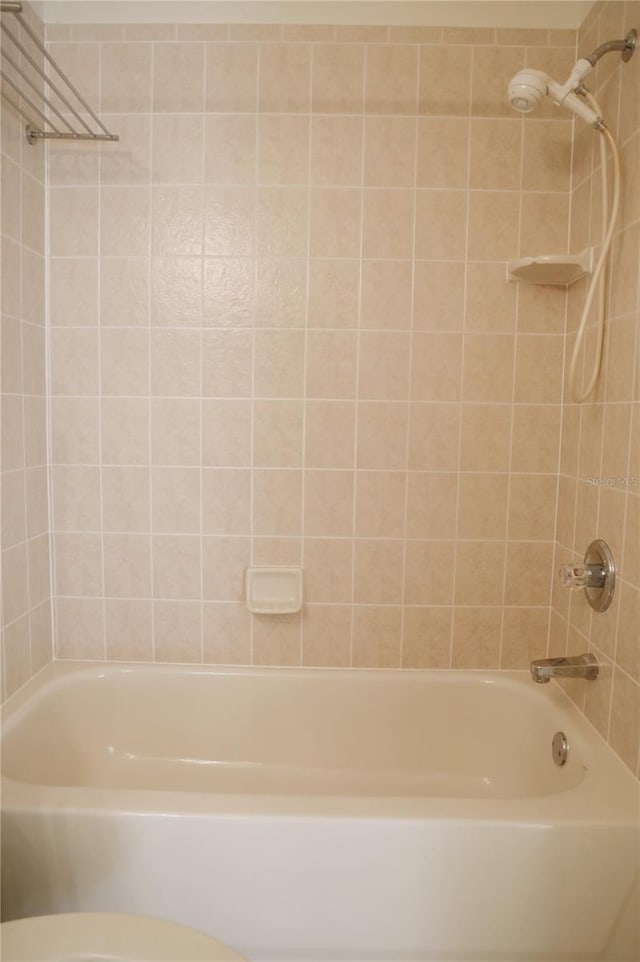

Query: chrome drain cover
[552,731,569,766]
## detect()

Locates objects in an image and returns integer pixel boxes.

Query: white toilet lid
[0,912,248,962]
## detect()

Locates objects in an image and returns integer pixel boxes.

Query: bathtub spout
[530,653,599,684]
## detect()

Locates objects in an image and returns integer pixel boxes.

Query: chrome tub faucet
[530,652,599,684]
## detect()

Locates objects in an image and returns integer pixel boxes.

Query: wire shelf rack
[0,0,118,144]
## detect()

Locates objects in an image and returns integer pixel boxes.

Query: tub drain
[552,731,569,766]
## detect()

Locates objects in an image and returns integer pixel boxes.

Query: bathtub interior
[0,663,592,798]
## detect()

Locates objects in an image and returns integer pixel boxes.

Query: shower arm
[584,30,637,66]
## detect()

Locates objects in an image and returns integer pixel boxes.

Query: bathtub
[1,662,638,962]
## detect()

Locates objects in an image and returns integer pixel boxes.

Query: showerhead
[507,69,548,113]
[508,63,603,128]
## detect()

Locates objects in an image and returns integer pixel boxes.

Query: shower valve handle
[559,562,605,590]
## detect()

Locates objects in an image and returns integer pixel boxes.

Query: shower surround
[0,1,638,777]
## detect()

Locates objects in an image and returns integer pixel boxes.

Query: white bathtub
[1,662,638,962]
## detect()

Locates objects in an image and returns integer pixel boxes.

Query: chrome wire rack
[0,0,118,144]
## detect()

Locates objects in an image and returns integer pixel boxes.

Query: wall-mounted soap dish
[245,567,303,614]
[507,248,593,286]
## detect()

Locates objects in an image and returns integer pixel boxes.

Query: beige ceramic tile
[99,465,149,534]
[205,43,258,112]
[465,262,517,333]
[49,259,98,327]
[457,473,509,540]
[50,397,99,465]
[402,606,452,668]
[415,191,467,261]
[417,117,470,189]
[358,332,411,401]
[152,534,201,599]
[511,405,562,473]
[468,191,519,260]
[501,607,550,669]
[202,400,251,467]
[504,541,554,606]
[361,260,412,330]
[103,258,150,327]
[151,398,200,465]
[355,471,407,538]
[101,43,152,113]
[508,474,558,540]
[53,532,104,600]
[356,402,408,469]
[404,541,455,605]
[303,539,353,604]
[362,189,414,259]
[103,533,152,599]
[304,401,356,469]
[258,115,310,185]
[110,610,157,667]
[204,115,257,185]
[202,536,250,600]
[410,333,463,402]
[256,187,308,257]
[310,116,363,186]
[49,188,99,257]
[202,330,253,398]
[203,258,253,328]
[55,598,105,660]
[302,605,352,667]
[253,469,302,536]
[452,608,502,668]
[352,606,401,668]
[364,116,417,187]
[151,467,200,534]
[151,257,201,328]
[153,42,204,112]
[413,261,465,332]
[462,334,515,403]
[306,330,357,399]
[101,398,149,466]
[469,118,522,190]
[252,613,302,666]
[203,603,251,664]
[353,539,404,604]
[259,43,311,112]
[152,115,204,185]
[365,44,418,114]
[253,400,303,467]
[202,469,251,535]
[406,473,457,540]
[150,329,200,397]
[304,470,354,537]
[254,329,305,398]
[307,259,359,329]
[154,600,202,663]
[419,45,472,116]
[459,404,511,471]
[310,188,362,259]
[253,255,304,324]
[312,43,365,113]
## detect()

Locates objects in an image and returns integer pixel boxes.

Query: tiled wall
[0,3,52,699]
[45,21,578,671]
[552,0,640,777]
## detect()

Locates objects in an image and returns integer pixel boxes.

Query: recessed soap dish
[507,248,593,286]
[246,567,303,614]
